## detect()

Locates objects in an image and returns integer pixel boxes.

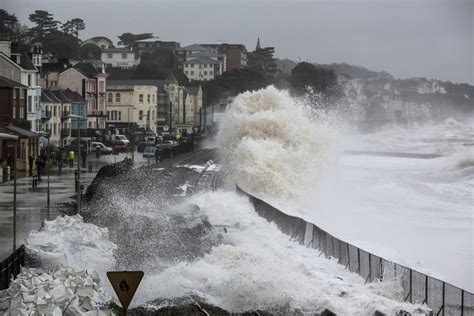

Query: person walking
[68,150,75,168]
[35,155,43,182]
[28,155,34,177]
[56,149,63,173]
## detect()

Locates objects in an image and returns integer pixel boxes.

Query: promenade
[0,153,150,260]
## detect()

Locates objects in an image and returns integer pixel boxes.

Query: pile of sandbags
[25,215,117,277]
[0,267,112,315]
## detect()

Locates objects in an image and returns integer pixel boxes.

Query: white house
[101,48,138,69]
[106,83,158,133]
[177,44,226,81]
[0,47,41,132]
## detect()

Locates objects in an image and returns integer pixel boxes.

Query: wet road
[0,153,151,260]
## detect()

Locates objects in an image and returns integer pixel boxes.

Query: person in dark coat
[36,155,43,181]
[56,149,63,173]
[28,155,34,176]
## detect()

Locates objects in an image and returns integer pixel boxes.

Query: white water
[218,86,473,292]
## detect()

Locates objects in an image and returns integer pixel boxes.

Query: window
[107,111,110,120]
[115,93,121,103]
[209,71,213,75]
[139,110,143,120]
[118,111,121,120]
[108,93,113,103]
[13,89,16,99]
[152,111,154,120]
[121,53,127,59]
[107,53,113,58]
[28,74,31,86]
[191,64,194,67]
[191,71,194,75]
[185,71,188,75]
[147,94,150,103]
[28,96,32,112]
[21,89,25,99]
[204,71,207,75]
[53,106,57,117]
[152,94,155,103]
[139,94,143,102]
[54,123,57,135]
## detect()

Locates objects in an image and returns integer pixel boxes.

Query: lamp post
[69,114,82,214]
[41,132,51,206]
[127,107,136,134]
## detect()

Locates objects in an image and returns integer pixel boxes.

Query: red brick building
[0,75,27,125]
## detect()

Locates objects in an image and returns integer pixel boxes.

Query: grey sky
[2,0,473,84]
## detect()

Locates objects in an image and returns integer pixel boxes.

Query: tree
[203,68,269,105]
[28,10,60,41]
[62,18,85,38]
[79,43,101,59]
[290,62,341,98]
[117,32,153,47]
[247,47,278,78]
[132,47,176,79]
[0,9,18,32]
[42,30,80,59]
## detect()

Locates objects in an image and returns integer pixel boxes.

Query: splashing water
[217,86,336,198]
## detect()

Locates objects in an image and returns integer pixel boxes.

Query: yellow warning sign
[107,271,144,311]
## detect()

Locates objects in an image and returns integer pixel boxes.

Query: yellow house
[0,124,40,172]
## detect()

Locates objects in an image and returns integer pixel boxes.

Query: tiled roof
[184,86,200,95]
[73,62,100,78]
[19,52,36,71]
[0,75,27,88]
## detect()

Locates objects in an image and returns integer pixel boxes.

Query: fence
[0,245,25,290]
[238,186,473,316]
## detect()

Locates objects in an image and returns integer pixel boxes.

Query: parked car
[143,146,162,159]
[157,140,179,149]
[137,142,148,153]
[112,134,130,145]
[91,142,113,154]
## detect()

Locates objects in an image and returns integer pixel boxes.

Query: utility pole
[13,138,18,253]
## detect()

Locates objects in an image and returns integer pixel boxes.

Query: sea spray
[217,86,336,198]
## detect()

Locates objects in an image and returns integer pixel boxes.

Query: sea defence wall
[236,186,473,316]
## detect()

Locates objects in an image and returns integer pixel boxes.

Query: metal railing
[238,187,473,315]
[0,245,25,290]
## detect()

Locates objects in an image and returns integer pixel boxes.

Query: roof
[181,56,220,65]
[102,47,133,53]
[83,37,114,45]
[19,52,37,71]
[178,44,211,52]
[41,89,87,103]
[41,90,62,103]
[73,62,100,78]
[188,51,222,59]
[184,86,200,95]
[0,75,27,88]
[0,125,40,138]
[135,38,160,43]
[107,79,175,91]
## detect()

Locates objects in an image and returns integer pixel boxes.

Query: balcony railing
[61,111,71,120]
[87,110,107,117]
[41,111,51,121]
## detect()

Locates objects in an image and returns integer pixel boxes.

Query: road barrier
[0,245,25,290]
[237,186,473,315]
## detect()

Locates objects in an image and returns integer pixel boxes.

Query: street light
[127,107,136,134]
[69,114,82,214]
[41,132,51,207]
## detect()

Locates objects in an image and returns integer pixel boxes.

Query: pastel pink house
[58,62,108,130]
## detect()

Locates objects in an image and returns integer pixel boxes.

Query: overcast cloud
[2,0,472,84]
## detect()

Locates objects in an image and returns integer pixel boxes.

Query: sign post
[107,271,144,314]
